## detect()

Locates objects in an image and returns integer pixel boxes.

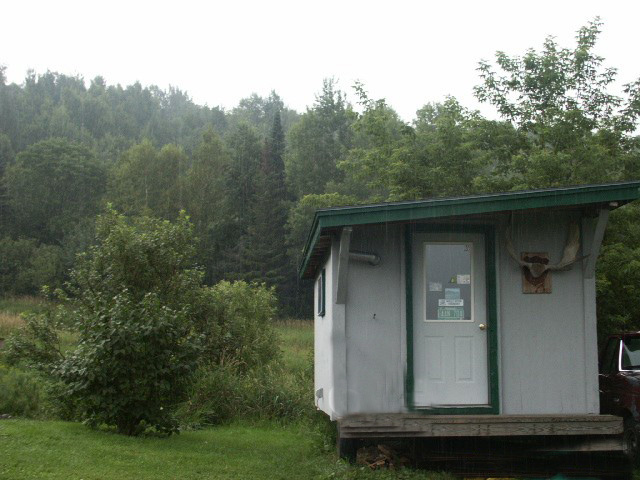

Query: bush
[59,292,200,435]
[6,208,286,435]
[5,311,64,371]
[195,280,279,371]
[0,365,42,417]
[56,208,203,435]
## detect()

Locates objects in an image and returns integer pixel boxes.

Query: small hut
[299,181,640,457]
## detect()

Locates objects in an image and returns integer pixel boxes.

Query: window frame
[317,268,326,317]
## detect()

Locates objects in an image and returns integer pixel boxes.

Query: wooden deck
[338,413,623,438]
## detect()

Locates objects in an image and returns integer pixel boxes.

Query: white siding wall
[499,210,599,414]
[314,247,334,416]
[345,224,405,413]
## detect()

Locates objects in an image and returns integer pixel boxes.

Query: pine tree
[238,112,291,302]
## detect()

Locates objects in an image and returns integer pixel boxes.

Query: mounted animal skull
[505,221,588,278]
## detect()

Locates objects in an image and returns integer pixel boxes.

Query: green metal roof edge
[298,181,640,279]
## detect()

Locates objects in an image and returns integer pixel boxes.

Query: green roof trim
[299,181,640,279]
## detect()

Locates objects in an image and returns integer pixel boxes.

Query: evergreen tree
[238,112,291,305]
[224,123,262,233]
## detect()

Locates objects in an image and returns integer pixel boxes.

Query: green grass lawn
[0,419,330,480]
[0,419,454,480]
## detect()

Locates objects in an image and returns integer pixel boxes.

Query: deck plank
[338,414,623,438]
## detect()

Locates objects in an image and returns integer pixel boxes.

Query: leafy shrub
[5,311,64,371]
[56,209,203,435]
[195,280,279,371]
[6,208,286,435]
[0,365,42,417]
[59,292,200,435]
[4,209,203,435]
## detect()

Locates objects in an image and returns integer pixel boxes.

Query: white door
[412,232,489,407]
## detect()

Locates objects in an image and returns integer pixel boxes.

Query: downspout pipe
[349,251,380,266]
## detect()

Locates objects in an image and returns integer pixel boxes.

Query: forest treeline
[1,19,640,334]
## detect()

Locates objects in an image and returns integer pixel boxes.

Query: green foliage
[1,18,639,322]
[237,112,292,304]
[109,140,186,220]
[285,79,355,197]
[385,98,519,201]
[4,138,106,243]
[0,365,42,417]
[5,311,64,371]
[176,320,311,428]
[175,361,312,427]
[182,128,236,284]
[475,19,638,134]
[287,193,359,264]
[0,132,13,176]
[228,91,299,137]
[474,18,640,190]
[0,296,50,317]
[0,237,64,295]
[469,19,640,342]
[5,208,286,435]
[337,84,407,202]
[596,203,640,342]
[195,280,279,370]
[224,123,262,231]
[0,70,226,156]
[67,208,199,303]
[58,292,200,435]
[53,208,202,435]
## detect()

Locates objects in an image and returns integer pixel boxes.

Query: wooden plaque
[521,252,551,294]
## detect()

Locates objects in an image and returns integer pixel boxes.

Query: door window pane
[424,243,473,321]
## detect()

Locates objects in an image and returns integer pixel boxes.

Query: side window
[601,338,619,374]
[317,269,326,317]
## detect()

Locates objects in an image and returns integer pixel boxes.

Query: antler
[505,221,588,278]
[546,222,589,271]
[505,227,548,277]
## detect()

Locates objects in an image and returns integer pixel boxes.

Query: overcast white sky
[2,0,639,122]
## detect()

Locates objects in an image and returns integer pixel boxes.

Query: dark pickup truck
[599,332,640,459]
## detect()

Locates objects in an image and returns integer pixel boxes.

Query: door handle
[478,324,487,331]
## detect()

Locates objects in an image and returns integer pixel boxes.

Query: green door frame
[404,223,499,414]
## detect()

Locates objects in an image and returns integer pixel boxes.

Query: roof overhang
[299,181,640,279]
